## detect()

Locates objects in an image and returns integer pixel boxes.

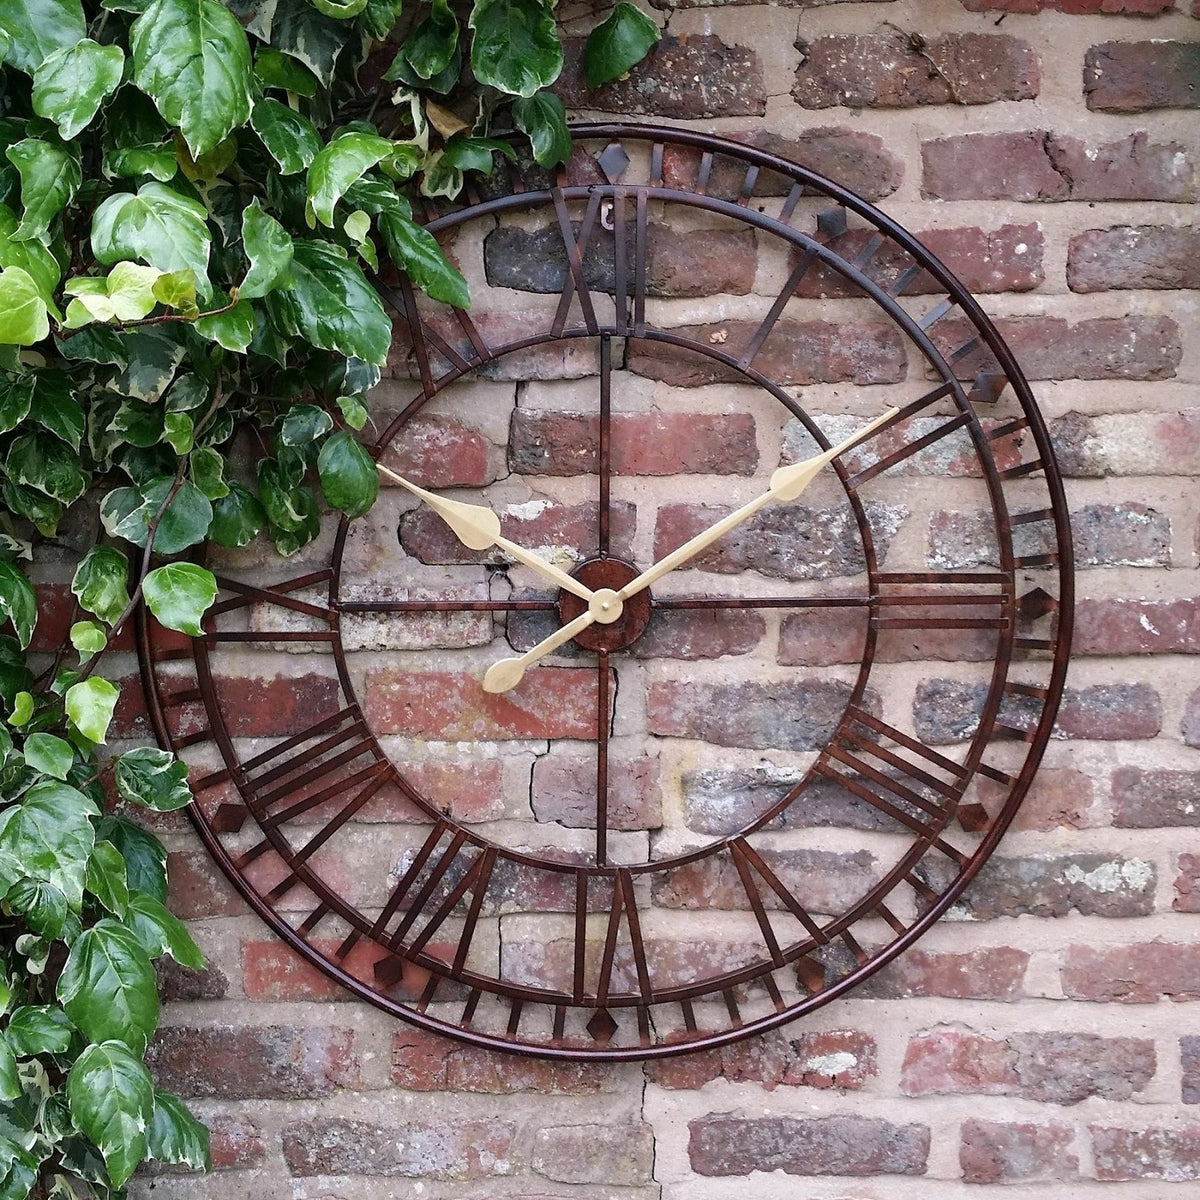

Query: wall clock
[138,124,1073,1060]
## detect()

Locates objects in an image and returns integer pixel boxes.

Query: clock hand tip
[483,658,523,694]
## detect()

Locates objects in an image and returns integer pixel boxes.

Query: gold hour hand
[377,462,595,603]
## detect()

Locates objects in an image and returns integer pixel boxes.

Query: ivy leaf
[403,0,458,79]
[85,841,129,917]
[442,134,517,174]
[377,209,469,309]
[6,879,68,939]
[240,202,293,300]
[0,203,60,303]
[0,268,50,346]
[271,0,349,86]
[6,137,81,242]
[118,478,213,555]
[5,1005,73,1056]
[318,430,378,518]
[114,746,193,812]
[254,47,318,96]
[141,562,217,637]
[31,40,124,141]
[27,370,84,450]
[307,133,394,229]
[250,99,322,176]
[513,91,572,168]
[279,403,333,446]
[163,412,193,454]
[583,1,660,88]
[209,481,265,548]
[147,1092,210,1170]
[336,394,368,430]
[96,817,166,903]
[65,263,164,327]
[195,299,253,352]
[7,689,34,727]
[189,446,228,500]
[0,561,36,649]
[311,0,367,15]
[69,620,107,654]
[113,326,186,403]
[123,892,203,968]
[6,431,87,503]
[0,1041,18,1102]
[64,677,120,744]
[72,546,131,626]
[22,732,73,779]
[269,239,391,365]
[91,183,212,299]
[0,378,32,435]
[0,780,98,910]
[469,0,563,99]
[130,0,254,158]
[0,1137,38,1198]
[152,270,197,315]
[0,0,85,74]
[66,1040,156,1188]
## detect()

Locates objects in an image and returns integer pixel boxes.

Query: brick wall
[96,0,1200,1194]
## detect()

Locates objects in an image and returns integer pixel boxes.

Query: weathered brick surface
[1068,225,1200,291]
[1091,1125,1200,1181]
[1062,943,1200,1001]
[1113,767,1200,826]
[794,33,1039,108]
[1183,1036,1200,1103]
[1084,41,1200,111]
[960,1119,1079,1184]
[531,1123,655,1185]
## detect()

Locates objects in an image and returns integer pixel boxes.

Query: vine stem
[56,297,241,342]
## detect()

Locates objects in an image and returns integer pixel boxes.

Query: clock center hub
[558,557,653,652]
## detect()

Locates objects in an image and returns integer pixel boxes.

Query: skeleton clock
[138,125,1073,1060]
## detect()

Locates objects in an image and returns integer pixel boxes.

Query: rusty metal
[137,124,1073,1061]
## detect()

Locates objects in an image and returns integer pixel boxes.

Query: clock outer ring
[136,123,1075,1060]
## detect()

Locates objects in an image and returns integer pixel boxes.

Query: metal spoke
[335,599,556,613]
[599,333,612,557]
[652,595,873,611]
[596,651,610,866]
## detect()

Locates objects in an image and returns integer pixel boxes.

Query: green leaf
[0,562,36,649]
[583,0,659,88]
[249,98,322,176]
[72,546,131,626]
[378,208,469,309]
[96,817,166,903]
[364,0,403,37]
[6,137,81,242]
[69,620,107,654]
[336,393,369,430]
[151,269,197,314]
[130,0,254,158]
[442,134,517,175]
[66,1040,155,1187]
[318,430,378,518]
[65,263,164,327]
[102,87,176,183]
[123,892,203,968]
[254,47,317,96]
[403,0,458,79]
[64,677,120,744]
[195,298,253,351]
[0,1041,18,1103]
[6,879,68,939]
[5,1005,73,1056]
[141,562,217,636]
[0,377,32,434]
[0,1137,38,1199]
[209,480,264,548]
[311,0,366,15]
[6,430,87,502]
[513,91,571,168]
[240,202,293,300]
[22,732,72,780]
[149,478,213,553]
[269,239,391,365]
[0,780,98,910]
[85,840,129,916]
[147,1091,209,1170]
[163,412,193,454]
[0,203,60,303]
[189,446,228,500]
[0,0,85,74]
[91,183,212,298]
[113,326,186,402]
[279,402,332,446]
[307,133,393,229]
[7,691,33,727]
[0,268,49,346]
[27,370,84,450]
[469,0,563,98]
[271,0,349,86]
[31,40,124,140]
[114,746,192,812]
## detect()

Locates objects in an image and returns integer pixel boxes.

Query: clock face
[138,125,1072,1060]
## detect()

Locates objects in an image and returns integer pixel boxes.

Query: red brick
[628,320,907,387]
[399,498,635,565]
[922,130,1198,202]
[1051,408,1200,476]
[31,582,137,653]
[1175,854,1200,912]
[797,223,1044,298]
[1077,597,1200,655]
[649,1028,877,1091]
[1069,225,1200,291]
[379,415,495,488]
[902,1029,1154,1103]
[976,768,1098,831]
[147,1025,359,1098]
[794,33,1038,107]
[1062,942,1200,1001]
[1186,686,1200,747]
[960,1119,1079,1184]
[1184,1036,1200,1102]
[688,1114,929,1177]
[1113,767,1200,827]
[208,672,342,737]
[632,608,766,661]
[283,1116,514,1178]
[1091,1125,1200,1181]
[662,127,904,202]
[208,1114,266,1170]
[531,1122,655,1186]
[508,410,758,477]
[556,34,765,119]
[933,316,1182,381]
[366,667,609,740]
[166,850,247,919]
[109,671,151,739]
[862,946,1029,1000]
[155,958,227,1002]
[648,677,868,751]
[532,753,660,830]
[391,1027,613,1092]
[1085,42,1200,111]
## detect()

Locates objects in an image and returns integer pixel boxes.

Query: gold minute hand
[615,406,900,602]
[376,462,595,603]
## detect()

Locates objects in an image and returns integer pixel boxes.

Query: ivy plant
[0,0,660,1195]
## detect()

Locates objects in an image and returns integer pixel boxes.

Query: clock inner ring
[556,555,654,652]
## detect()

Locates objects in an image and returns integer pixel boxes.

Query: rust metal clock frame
[137,124,1074,1060]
